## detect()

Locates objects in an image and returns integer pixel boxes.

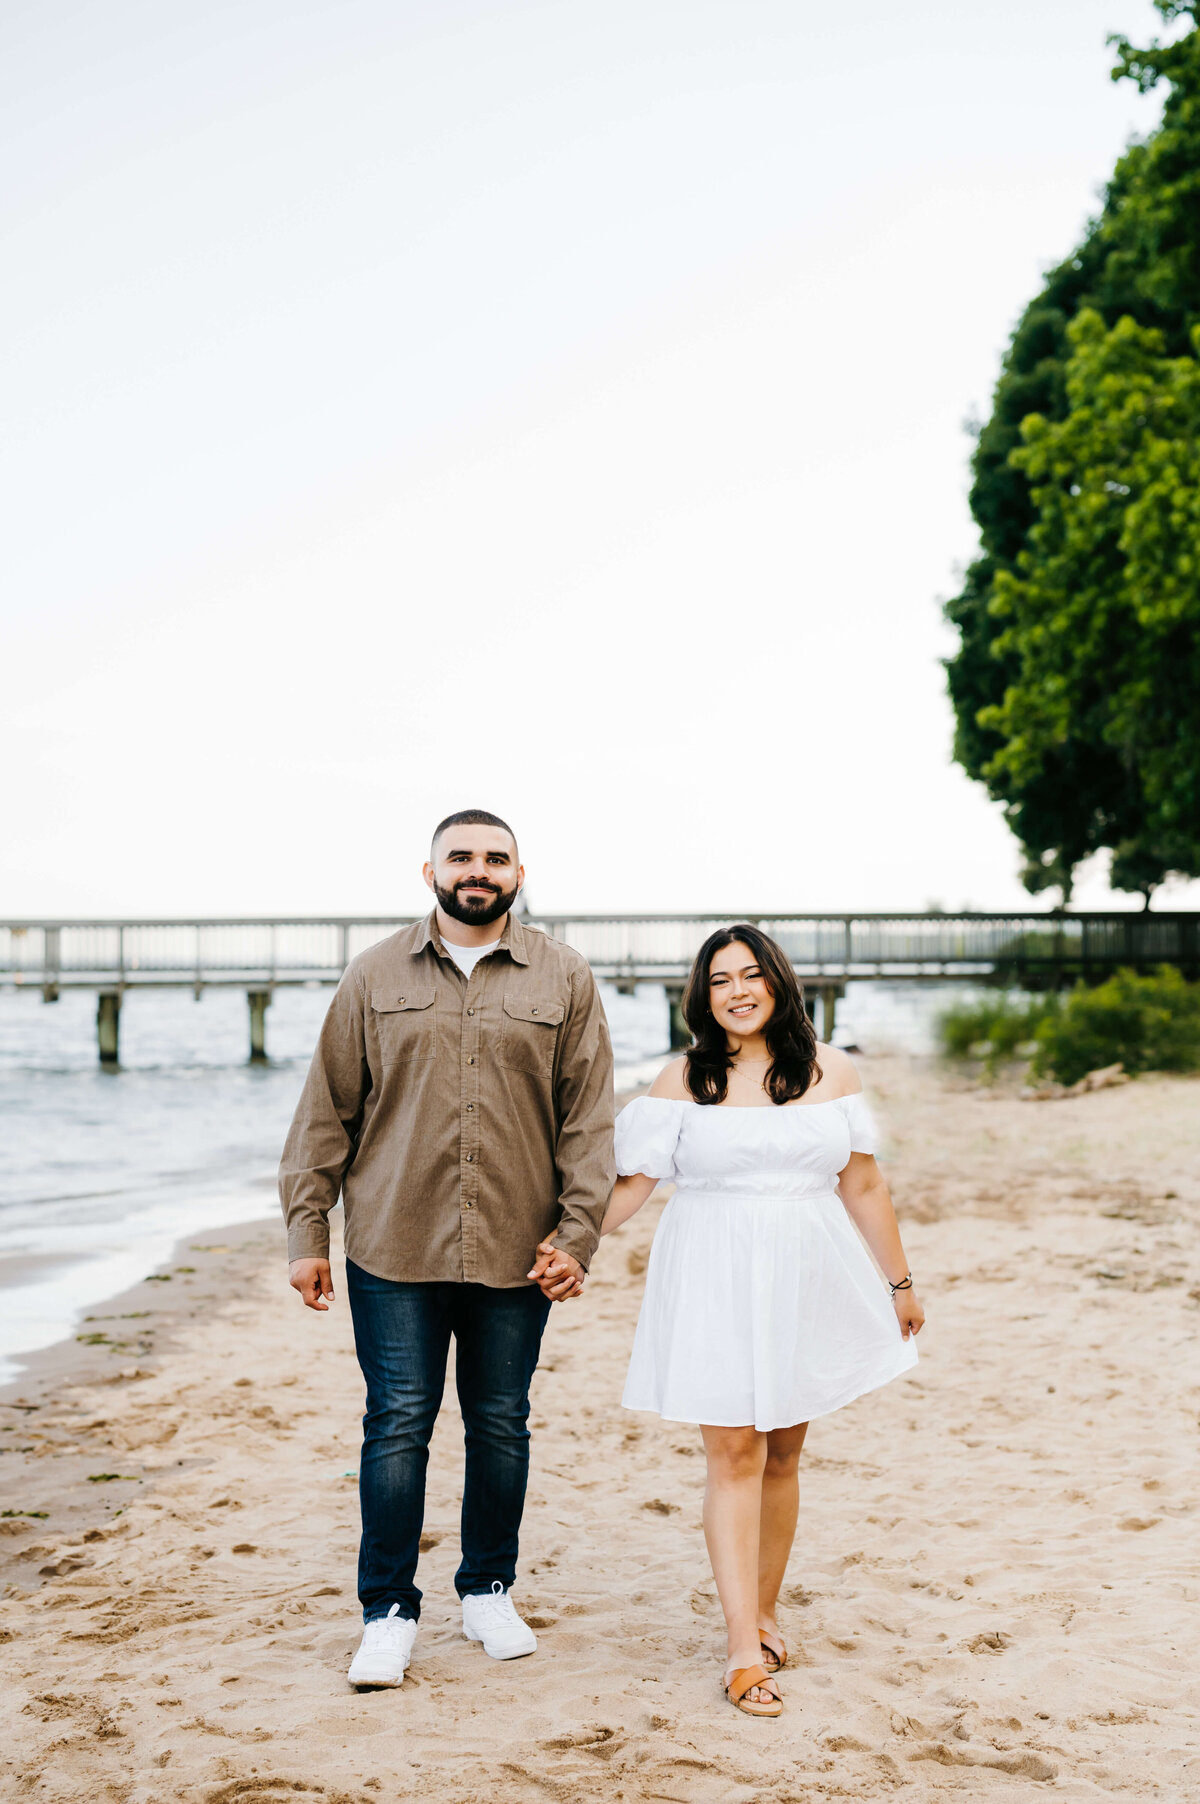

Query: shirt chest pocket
[499,993,565,1078]
[370,987,436,1065]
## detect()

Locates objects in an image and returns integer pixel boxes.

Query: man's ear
[422,861,437,893]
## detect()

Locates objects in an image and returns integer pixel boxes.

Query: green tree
[984,309,1200,895]
[944,1,1200,903]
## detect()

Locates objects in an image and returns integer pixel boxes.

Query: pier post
[97,990,121,1064]
[43,926,61,1003]
[247,990,272,1063]
[816,982,845,1043]
[665,984,689,1051]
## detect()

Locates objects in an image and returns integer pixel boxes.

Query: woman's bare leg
[757,1423,807,1659]
[700,1424,777,1704]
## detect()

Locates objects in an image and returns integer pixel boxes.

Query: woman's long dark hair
[682,924,821,1106]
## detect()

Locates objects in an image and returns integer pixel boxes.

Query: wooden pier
[1,912,1196,1064]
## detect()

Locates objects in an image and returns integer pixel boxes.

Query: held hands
[289,1258,334,1311]
[527,1239,585,1302]
[893,1285,924,1340]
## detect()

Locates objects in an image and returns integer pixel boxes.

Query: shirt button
[398,996,405,1005]
[465,1153,475,1163]
[464,1200,474,1209]
[466,1103,475,1112]
[467,1055,476,1065]
[531,1006,539,1015]
[467,1007,475,1016]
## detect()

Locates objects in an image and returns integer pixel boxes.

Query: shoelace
[471,1582,514,1624]
[364,1602,408,1647]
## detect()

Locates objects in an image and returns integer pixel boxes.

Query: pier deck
[3,912,1196,1061]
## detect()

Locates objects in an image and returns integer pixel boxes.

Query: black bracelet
[890,1273,913,1295]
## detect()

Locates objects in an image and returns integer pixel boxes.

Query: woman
[602,925,923,1718]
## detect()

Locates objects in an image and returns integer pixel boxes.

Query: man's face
[423,826,524,927]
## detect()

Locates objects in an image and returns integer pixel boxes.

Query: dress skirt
[621,1185,919,1432]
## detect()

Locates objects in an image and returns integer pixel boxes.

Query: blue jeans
[345,1259,552,1622]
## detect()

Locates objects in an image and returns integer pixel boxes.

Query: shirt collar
[416,908,530,967]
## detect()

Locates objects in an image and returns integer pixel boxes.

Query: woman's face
[707,940,776,1044]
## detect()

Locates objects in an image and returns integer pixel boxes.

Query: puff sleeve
[613,1096,686,1181]
[838,1091,878,1156]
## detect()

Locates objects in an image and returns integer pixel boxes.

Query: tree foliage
[945,1,1200,902]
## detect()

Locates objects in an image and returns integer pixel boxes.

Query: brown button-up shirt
[278,911,615,1286]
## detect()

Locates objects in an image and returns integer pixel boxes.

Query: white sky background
[5,0,1197,919]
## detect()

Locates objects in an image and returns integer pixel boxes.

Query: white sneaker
[348,1603,417,1688]
[461,1582,537,1660]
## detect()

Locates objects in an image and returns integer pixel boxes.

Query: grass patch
[938,992,1061,1076]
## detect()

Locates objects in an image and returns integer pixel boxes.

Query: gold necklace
[731,1060,771,1086]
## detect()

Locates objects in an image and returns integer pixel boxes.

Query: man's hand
[289,1258,335,1311]
[527,1240,585,1302]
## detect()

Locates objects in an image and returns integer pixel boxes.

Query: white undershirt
[442,937,500,979]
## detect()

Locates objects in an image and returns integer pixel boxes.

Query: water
[0,977,955,1382]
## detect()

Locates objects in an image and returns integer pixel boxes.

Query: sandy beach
[2,1055,1198,1802]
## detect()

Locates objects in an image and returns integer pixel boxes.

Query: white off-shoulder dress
[616,1093,917,1431]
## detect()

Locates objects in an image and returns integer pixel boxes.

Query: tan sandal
[759,1633,788,1674]
[723,1664,782,1717]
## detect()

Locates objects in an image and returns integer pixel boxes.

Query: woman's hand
[527,1240,585,1301]
[894,1287,924,1340]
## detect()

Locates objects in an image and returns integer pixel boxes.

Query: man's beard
[435,875,520,927]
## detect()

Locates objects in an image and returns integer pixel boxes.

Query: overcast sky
[4,0,1195,919]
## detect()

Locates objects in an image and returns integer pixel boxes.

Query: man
[280,809,615,1689]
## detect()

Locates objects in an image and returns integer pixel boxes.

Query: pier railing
[2,912,1196,1061]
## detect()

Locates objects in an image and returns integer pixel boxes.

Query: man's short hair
[431,809,518,858]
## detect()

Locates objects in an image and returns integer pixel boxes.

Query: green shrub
[937,992,1061,1074]
[1032,967,1200,1086]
